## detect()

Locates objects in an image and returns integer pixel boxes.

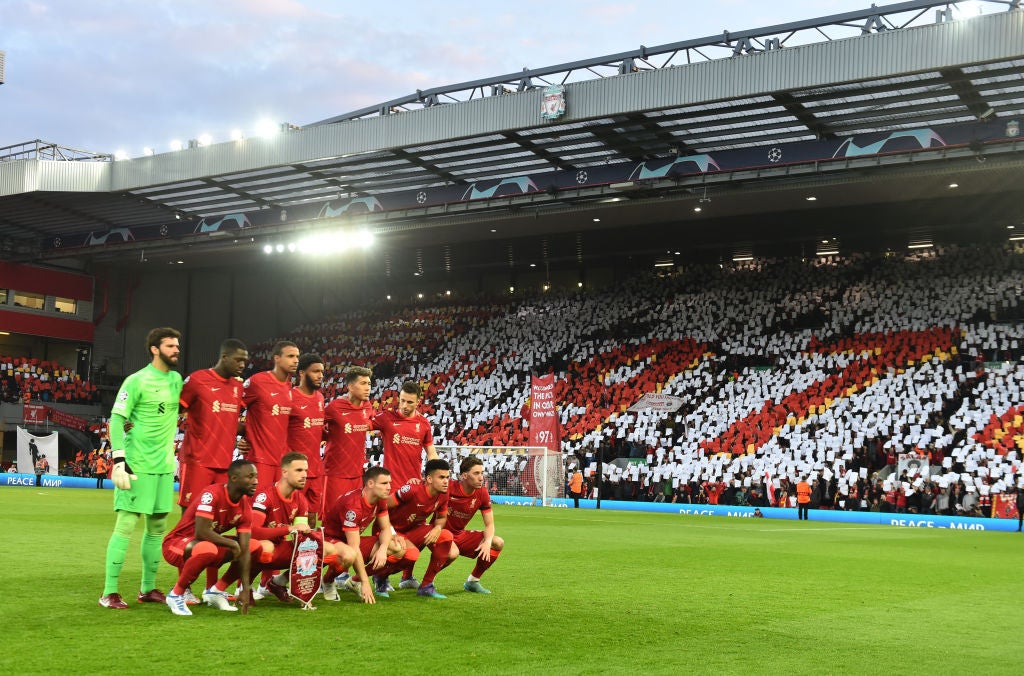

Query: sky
[0,0,995,156]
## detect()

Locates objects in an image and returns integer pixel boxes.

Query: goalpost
[435,445,566,506]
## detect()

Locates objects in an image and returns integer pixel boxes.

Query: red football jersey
[389,480,448,533]
[166,483,252,541]
[251,482,310,542]
[242,370,293,467]
[323,488,387,540]
[179,368,243,469]
[445,481,492,533]
[372,408,433,488]
[287,387,325,477]
[323,396,373,478]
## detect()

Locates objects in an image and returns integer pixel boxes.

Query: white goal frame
[436,445,565,506]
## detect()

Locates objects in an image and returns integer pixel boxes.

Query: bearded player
[386,458,455,599]
[242,341,298,485]
[99,327,183,610]
[444,455,504,594]
[372,379,438,590]
[322,366,374,512]
[161,459,260,616]
[177,339,248,508]
[372,380,438,488]
[176,338,249,603]
[212,452,345,603]
[287,353,326,526]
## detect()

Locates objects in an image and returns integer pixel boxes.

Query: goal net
[436,445,566,505]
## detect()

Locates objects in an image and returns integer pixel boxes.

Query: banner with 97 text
[528,374,560,453]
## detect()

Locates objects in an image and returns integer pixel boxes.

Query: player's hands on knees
[227,540,242,560]
[476,542,492,561]
[423,527,441,545]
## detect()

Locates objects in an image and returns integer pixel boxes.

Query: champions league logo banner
[17,427,58,476]
[288,529,324,610]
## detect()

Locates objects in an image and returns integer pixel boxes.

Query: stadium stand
[0,356,99,404]
[244,243,1024,515]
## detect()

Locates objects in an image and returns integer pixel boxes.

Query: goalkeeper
[98,327,184,610]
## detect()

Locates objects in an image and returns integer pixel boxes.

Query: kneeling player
[210,452,343,603]
[387,459,455,598]
[161,460,260,615]
[322,467,418,602]
[444,455,504,594]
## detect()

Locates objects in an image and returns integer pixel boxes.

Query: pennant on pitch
[288,529,324,610]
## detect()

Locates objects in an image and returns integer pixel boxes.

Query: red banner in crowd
[21,404,89,431]
[992,494,1019,520]
[288,530,324,610]
[528,374,561,453]
[48,407,89,431]
[22,404,47,425]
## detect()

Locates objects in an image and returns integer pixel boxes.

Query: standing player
[373,380,439,488]
[321,467,418,600]
[387,458,455,599]
[373,380,438,590]
[322,366,375,513]
[162,459,259,615]
[242,341,299,485]
[288,353,326,526]
[177,339,248,509]
[444,455,504,594]
[99,327,184,610]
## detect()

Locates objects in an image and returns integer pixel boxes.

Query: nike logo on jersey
[211,387,220,392]
[271,392,279,396]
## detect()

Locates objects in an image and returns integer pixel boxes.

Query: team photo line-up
[99,327,503,615]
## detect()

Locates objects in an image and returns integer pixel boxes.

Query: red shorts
[162,535,237,569]
[450,530,486,558]
[256,539,295,570]
[323,476,362,514]
[303,475,325,515]
[177,464,227,508]
[395,523,434,549]
[324,532,379,561]
[252,460,281,486]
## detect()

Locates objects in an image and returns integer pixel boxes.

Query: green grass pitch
[1,487,1023,675]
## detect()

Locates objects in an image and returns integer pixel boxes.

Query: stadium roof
[1,1,1024,268]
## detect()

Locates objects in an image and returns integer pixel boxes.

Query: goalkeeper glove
[111,450,137,490]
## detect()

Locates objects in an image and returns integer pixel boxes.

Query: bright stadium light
[957,1,986,17]
[230,128,244,141]
[355,230,374,249]
[275,244,285,253]
[113,149,128,161]
[142,147,155,156]
[263,244,273,254]
[255,119,278,138]
[197,133,212,147]
[170,139,183,151]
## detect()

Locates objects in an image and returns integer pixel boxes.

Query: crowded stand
[1,356,99,404]
[238,244,1024,517]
